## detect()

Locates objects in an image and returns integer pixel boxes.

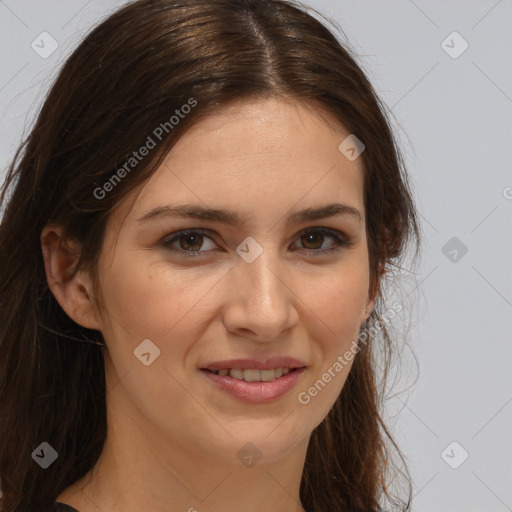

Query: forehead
[168,97,357,167]
[118,98,366,226]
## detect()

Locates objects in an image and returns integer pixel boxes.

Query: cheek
[100,259,190,331]
[295,267,367,423]
[96,252,227,365]
[304,260,369,343]
[96,256,224,401]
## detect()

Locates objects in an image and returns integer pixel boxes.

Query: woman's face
[94,98,372,467]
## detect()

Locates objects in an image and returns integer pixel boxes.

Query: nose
[222,247,299,343]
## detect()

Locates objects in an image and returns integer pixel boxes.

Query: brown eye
[293,228,352,254]
[300,232,324,250]
[178,233,203,251]
[163,229,217,256]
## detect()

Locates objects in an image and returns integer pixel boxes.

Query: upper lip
[200,357,307,371]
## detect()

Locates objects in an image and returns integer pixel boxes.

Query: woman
[0,0,420,511]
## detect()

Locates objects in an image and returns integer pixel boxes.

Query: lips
[199,356,307,403]
[201,366,306,403]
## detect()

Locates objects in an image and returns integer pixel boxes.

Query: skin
[43,98,375,512]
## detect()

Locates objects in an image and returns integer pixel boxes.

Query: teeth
[210,367,295,381]
[260,369,276,381]
[243,369,261,382]
[229,368,244,380]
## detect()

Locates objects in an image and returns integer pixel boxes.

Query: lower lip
[200,367,306,403]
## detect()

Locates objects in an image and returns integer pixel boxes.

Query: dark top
[52,504,80,512]
[51,506,316,512]
[52,504,315,512]
[52,502,377,512]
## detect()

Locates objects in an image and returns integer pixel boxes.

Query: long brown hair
[0,0,420,510]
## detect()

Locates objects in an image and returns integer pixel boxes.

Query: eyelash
[161,227,353,258]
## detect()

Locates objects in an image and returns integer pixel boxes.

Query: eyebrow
[136,202,362,226]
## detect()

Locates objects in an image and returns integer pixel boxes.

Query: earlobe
[362,296,377,323]
[40,224,102,331]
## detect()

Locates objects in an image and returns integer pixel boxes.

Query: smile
[200,367,306,403]
[204,367,294,381]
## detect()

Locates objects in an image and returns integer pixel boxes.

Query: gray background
[1,1,511,511]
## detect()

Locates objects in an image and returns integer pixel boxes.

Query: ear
[361,295,376,324]
[40,224,102,331]
[361,280,379,324]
